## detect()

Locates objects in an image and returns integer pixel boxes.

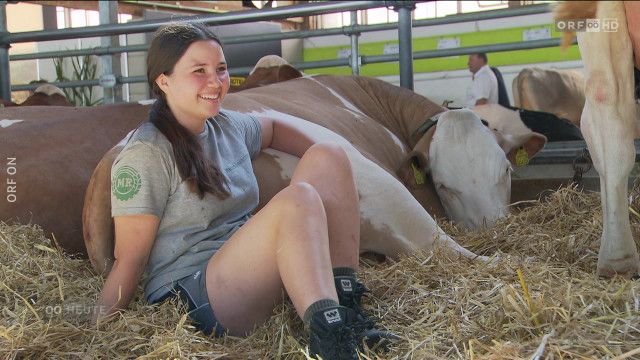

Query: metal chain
[572,148,593,187]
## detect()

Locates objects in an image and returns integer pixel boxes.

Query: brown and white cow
[235,57,548,225]
[512,67,585,127]
[1,73,543,274]
[83,75,547,273]
[229,55,305,93]
[0,103,147,256]
[554,1,640,277]
[0,84,71,107]
[471,104,548,165]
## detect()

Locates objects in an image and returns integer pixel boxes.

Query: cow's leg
[582,101,639,277]
[624,2,640,69]
[578,2,640,276]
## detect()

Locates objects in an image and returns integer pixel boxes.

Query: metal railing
[0,1,555,100]
[0,0,387,100]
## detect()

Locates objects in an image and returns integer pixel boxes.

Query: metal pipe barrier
[0,1,9,101]
[8,3,551,62]
[363,38,573,64]
[3,2,558,95]
[10,37,576,93]
[10,44,150,62]
[1,1,383,44]
[0,0,386,98]
[394,2,416,90]
[349,11,359,76]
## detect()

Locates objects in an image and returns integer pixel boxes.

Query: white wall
[123,32,150,102]
[8,3,584,105]
[6,3,43,102]
[379,60,583,108]
[304,12,556,48]
[302,10,583,106]
[36,30,150,103]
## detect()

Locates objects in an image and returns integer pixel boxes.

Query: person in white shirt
[465,53,499,108]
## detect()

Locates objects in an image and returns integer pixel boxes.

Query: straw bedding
[1,186,639,359]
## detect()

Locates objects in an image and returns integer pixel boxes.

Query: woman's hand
[90,214,160,326]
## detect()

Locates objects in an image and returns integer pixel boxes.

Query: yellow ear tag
[515,147,529,167]
[411,163,426,185]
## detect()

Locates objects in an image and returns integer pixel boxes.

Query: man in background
[465,53,499,107]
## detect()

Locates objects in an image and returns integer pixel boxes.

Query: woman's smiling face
[155,39,230,134]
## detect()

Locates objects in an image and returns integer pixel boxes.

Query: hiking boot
[308,305,360,360]
[335,276,400,351]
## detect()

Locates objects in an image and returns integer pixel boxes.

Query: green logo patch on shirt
[112,165,142,201]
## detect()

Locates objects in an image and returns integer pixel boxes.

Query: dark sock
[333,267,357,302]
[303,298,340,327]
[332,267,356,278]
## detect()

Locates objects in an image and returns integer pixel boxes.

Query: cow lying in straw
[83,72,546,274]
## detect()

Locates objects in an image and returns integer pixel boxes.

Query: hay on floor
[1,186,639,359]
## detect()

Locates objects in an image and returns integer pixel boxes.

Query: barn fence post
[0,0,10,101]
[99,0,122,104]
[392,1,416,91]
[349,11,360,75]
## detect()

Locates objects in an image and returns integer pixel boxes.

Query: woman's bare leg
[289,143,360,270]
[204,143,360,336]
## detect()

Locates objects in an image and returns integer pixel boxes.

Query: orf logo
[324,309,342,324]
[112,165,142,201]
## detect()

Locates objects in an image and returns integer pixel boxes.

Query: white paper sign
[99,74,116,88]
[383,43,399,55]
[337,49,351,59]
[437,37,460,50]
[523,27,551,41]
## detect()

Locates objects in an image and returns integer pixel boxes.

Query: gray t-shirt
[110,109,262,301]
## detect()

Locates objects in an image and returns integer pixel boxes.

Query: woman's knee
[276,182,326,217]
[302,142,352,174]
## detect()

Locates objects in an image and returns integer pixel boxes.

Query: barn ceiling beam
[4,1,379,43]
[21,1,302,27]
[21,1,246,16]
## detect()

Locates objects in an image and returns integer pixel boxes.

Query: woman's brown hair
[147,22,229,199]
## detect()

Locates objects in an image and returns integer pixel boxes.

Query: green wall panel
[303,24,581,76]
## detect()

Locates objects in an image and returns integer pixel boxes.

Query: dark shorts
[151,261,226,337]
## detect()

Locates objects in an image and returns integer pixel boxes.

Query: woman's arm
[91,214,159,324]
[256,116,316,158]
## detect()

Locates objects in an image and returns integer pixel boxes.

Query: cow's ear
[398,134,431,188]
[398,150,430,188]
[503,132,547,166]
[277,65,303,82]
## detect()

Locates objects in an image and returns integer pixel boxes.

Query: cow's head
[403,109,545,229]
[230,55,303,93]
